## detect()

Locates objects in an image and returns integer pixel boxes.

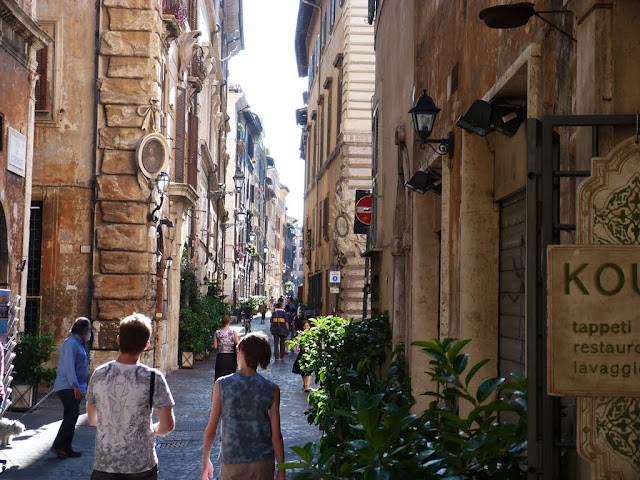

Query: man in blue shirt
[50,317,91,459]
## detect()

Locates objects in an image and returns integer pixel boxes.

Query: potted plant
[10,330,57,410]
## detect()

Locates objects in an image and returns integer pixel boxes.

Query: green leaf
[452,354,469,375]
[364,393,385,409]
[411,340,440,350]
[433,375,462,388]
[476,377,505,403]
[464,358,490,386]
[447,338,471,362]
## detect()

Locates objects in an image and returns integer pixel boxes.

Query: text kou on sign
[548,245,640,396]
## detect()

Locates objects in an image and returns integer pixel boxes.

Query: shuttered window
[323,196,329,241]
[174,87,186,182]
[35,48,48,112]
[188,112,199,189]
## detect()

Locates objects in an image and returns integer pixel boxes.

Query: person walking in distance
[214,314,239,381]
[50,317,91,459]
[86,313,175,480]
[259,300,267,324]
[201,332,285,480]
[270,301,288,360]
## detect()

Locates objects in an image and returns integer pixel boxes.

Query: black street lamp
[409,91,454,158]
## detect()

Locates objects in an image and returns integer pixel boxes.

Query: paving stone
[1,312,320,479]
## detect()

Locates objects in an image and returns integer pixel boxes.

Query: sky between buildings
[228,0,308,222]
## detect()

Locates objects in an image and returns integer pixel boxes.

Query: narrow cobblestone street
[1,313,319,479]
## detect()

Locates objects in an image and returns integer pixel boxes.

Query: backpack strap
[149,371,155,409]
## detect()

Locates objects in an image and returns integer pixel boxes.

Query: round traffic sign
[355,195,372,225]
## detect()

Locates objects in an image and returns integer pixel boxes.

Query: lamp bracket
[420,131,455,159]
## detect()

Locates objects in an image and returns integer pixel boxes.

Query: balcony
[162,0,186,43]
[188,46,207,93]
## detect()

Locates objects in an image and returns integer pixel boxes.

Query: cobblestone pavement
[1,313,319,479]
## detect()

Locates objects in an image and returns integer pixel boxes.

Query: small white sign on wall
[329,271,341,283]
[7,127,26,177]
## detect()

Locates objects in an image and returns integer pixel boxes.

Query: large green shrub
[281,315,527,480]
[178,253,228,355]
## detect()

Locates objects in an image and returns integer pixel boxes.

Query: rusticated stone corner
[98,127,144,150]
[101,150,137,175]
[105,105,145,128]
[108,7,161,32]
[100,201,147,224]
[97,174,146,202]
[100,78,160,105]
[96,298,154,321]
[101,31,161,59]
[93,273,154,300]
[103,0,162,13]
[95,224,148,251]
[108,57,160,80]
[101,250,152,274]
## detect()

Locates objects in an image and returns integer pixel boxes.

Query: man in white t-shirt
[86,313,175,480]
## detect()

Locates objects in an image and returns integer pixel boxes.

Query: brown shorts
[220,458,275,480]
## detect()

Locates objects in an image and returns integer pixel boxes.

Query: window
[370,107,379,248]
[188,0,198,29]
[35,47,48,112]
[25,202,43,335]
[327,88,333,156]
[175,87,187,182]
[323,196,329,242]
[330,0,336,29]
[34,21,57,122]
[315,35,320,70]
[312,123,317,177]
[321,12,327,48]
[337,66,343,136]
[319,107,324,166]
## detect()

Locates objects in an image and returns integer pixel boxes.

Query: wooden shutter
[188,111,199,189]
[323,196,329,241]
[35,48,47,111]
[175,87,186,182]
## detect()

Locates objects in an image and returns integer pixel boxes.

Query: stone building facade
[0,0,50,328]
[295,0,374,318]
[30,0,242,372]
[369,0,640,478]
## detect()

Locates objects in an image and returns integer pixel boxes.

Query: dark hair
[221,314,230,326]
[71,317,91,335]
[238,332,271,370]
[119,313,152,355]
[275,301,283,308]
[284,305,290,313]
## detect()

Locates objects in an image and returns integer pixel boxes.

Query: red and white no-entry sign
[355,195,372,226]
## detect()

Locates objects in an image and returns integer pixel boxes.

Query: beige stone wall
[33,0,99,349]
[301,0,374,318]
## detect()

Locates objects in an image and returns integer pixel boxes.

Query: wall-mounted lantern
[148,172,171,223]
[409,90,454,158]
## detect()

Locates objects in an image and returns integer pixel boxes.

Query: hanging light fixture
[232,168,245,192]
[479,2,576,42]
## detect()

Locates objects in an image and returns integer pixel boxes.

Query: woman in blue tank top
[201,332,285,480]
